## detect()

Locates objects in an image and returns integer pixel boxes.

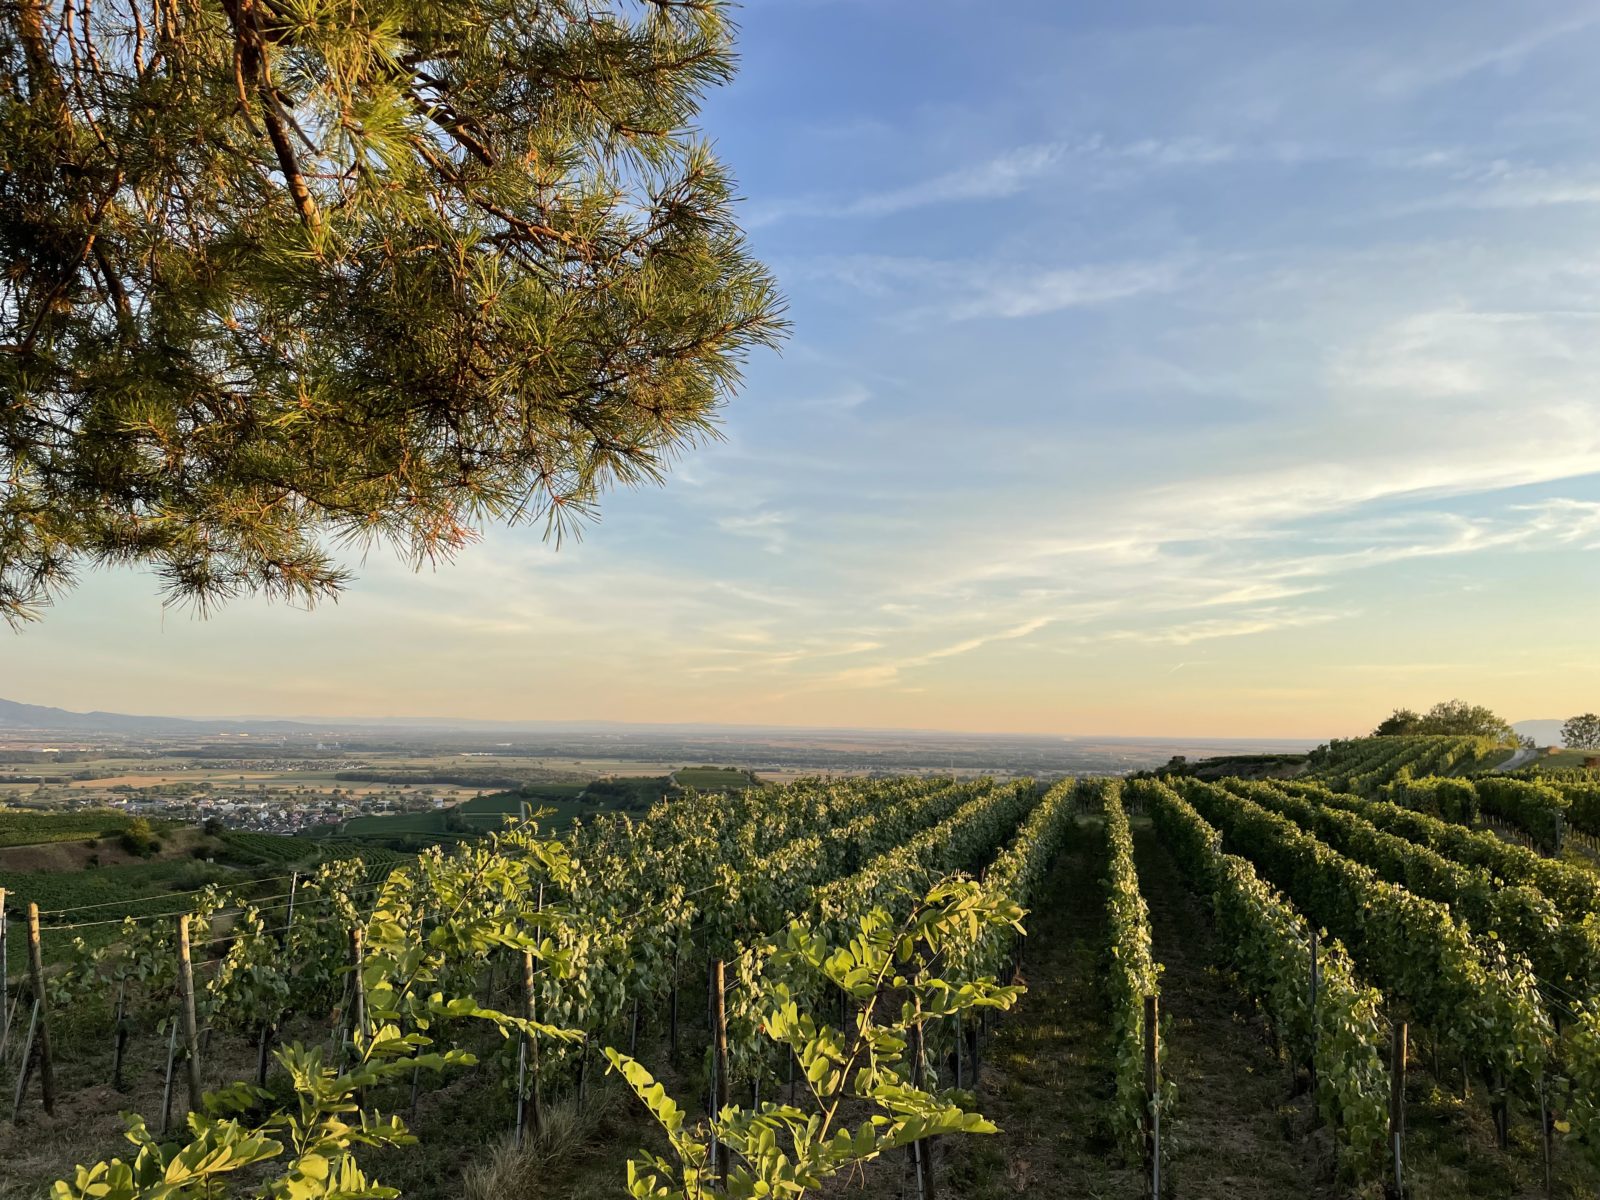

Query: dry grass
[461,1088,622,1200]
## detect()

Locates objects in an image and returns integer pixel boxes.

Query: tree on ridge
[1563,714,1600,751]
[1372,699,1515,743]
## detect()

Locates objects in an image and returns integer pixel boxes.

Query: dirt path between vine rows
[942,822,1142,1199]
[1132,824,1339,1199]
[943,821,1341,1199]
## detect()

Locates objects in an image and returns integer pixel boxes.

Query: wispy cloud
[797,252,1189,322]
[843,143,1068,217]
[1363,11,1600,96]
[750,142,1067,226]
[1391,165,1600,215]
[805,615,1057,691]
[939,259,1187,321]
[716,510,792,555]
[755,133,1469,227]
[1107,608,1352,647]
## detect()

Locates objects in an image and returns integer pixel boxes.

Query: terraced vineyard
[4,743,1600,1199]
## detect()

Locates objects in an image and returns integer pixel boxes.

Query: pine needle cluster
[0,0,786,622]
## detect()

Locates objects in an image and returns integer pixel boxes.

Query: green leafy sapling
[606,879,1025,1200]
[50,1038,464,1200]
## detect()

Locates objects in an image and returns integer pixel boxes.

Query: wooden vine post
[1143,995,1160,1200]
[11,999,40,1124]
[256,1021,273,1089]
[710,959,730,1186]
[25,903,55,1115]
[515,957,528,1143]
[177,914,202,1113]
[531,884,544,1131]
[349,925,367,1105]
[966,1016,982,1087]
[0,888,8,1056]
[1308,929,1319,1099]
[952,1014,964,1089]
[669,945,680,1064]
[517,948,543,1143]
[159,1015,179,1134]
[282,871,299,944]
[908,993,936,1200]
[1539,1074,1553,1198]
[112,981,129,1092]
[576,1034,590,1112]
[351,927,366,1043]
[1389,1021,1407,1198]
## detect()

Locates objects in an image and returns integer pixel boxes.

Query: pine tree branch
[219,0,320,228]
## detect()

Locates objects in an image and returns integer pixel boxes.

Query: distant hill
[1514,719,1568,747]
[0,696,313,735]
[0,696,1322,775]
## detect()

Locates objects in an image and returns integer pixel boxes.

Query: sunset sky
[8,0,1600,738]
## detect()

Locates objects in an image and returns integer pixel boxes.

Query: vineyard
[2,740,1600,1198]
[0,811,154,851]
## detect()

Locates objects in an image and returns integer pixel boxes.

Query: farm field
[671,766,760,790]
[4,738,1600,1199]
[0,732,780,876]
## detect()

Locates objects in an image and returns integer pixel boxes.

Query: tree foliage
[0,0,784,624]
[1562,714,1600,752]
[1372,708,1421,737]
[1372,700,1515,743]
[117,815,158,856]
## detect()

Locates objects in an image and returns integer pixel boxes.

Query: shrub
[118,818,158,857]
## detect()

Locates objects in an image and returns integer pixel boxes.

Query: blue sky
[8,0,1600,736]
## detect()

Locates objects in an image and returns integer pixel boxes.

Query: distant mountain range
[0,696,317,734]
[1513,719,1569,747]
[2,695,1573,747]
[0,695,1324,745]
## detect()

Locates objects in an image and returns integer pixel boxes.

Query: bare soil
[1132,824,1339,1199]
[942,824,1141,1199]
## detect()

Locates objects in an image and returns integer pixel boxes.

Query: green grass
[672,767,756,791]
[339,810,456,836]
[457,793,525,814]
[459,785,585,814]
[1533,749,1600,771]
[303,807,489,852]
[228,833,408,867]
[519,783,589,802]
[458,789,618,833]
[454,783,669,833]
[1467,747,1519,772]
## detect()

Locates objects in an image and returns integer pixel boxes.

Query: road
[1494,745,1538,772]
